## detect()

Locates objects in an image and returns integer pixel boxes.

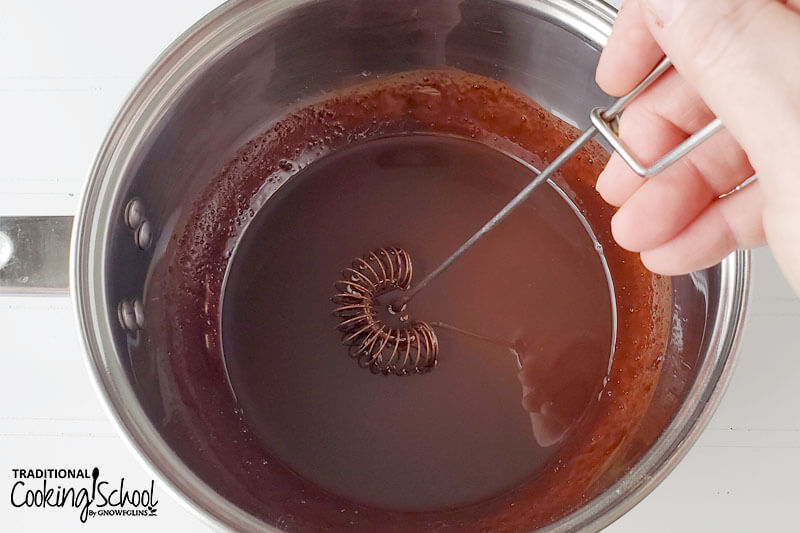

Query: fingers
[597,61,755,252]
[637,0,800,201]
[601,128,753,254]
[596,0,800,285]
[607,126,754,250]
[638,181,766,275]
[596,1,663,95]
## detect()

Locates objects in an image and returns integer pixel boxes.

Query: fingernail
[640,0,684,27]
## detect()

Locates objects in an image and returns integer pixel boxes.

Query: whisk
[333,247,525,375]
[332,248,439,375]
[334,58,722,375]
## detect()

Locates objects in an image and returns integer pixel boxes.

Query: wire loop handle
[590,57,723,177]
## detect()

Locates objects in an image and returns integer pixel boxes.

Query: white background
[1,1,798,531]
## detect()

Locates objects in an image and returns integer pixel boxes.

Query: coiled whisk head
[332,247,438,375]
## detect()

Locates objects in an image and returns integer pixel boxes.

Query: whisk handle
[591,56,724,177]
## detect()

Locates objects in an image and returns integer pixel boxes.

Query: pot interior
[92,1,734,531]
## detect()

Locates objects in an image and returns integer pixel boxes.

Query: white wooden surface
[1,1,798,531]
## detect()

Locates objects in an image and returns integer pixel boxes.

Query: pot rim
[71,1,750,531]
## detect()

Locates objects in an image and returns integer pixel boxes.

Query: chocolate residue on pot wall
[141,70,671,531]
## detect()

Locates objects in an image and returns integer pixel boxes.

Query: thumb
[637,0,800,201]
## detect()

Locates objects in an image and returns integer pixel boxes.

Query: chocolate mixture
[143,70,671,531]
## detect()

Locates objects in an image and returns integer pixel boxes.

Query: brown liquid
[145,69,671,531]
[222,134,613,510]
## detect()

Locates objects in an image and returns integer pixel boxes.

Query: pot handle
[0,216,72,295]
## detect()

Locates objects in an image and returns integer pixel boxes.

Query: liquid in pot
[222,134,614,510]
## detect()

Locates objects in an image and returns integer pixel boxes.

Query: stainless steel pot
[0,0,748,531]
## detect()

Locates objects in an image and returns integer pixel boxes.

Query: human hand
[594,0,800,295]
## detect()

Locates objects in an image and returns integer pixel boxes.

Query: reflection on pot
[518,337,609,447]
